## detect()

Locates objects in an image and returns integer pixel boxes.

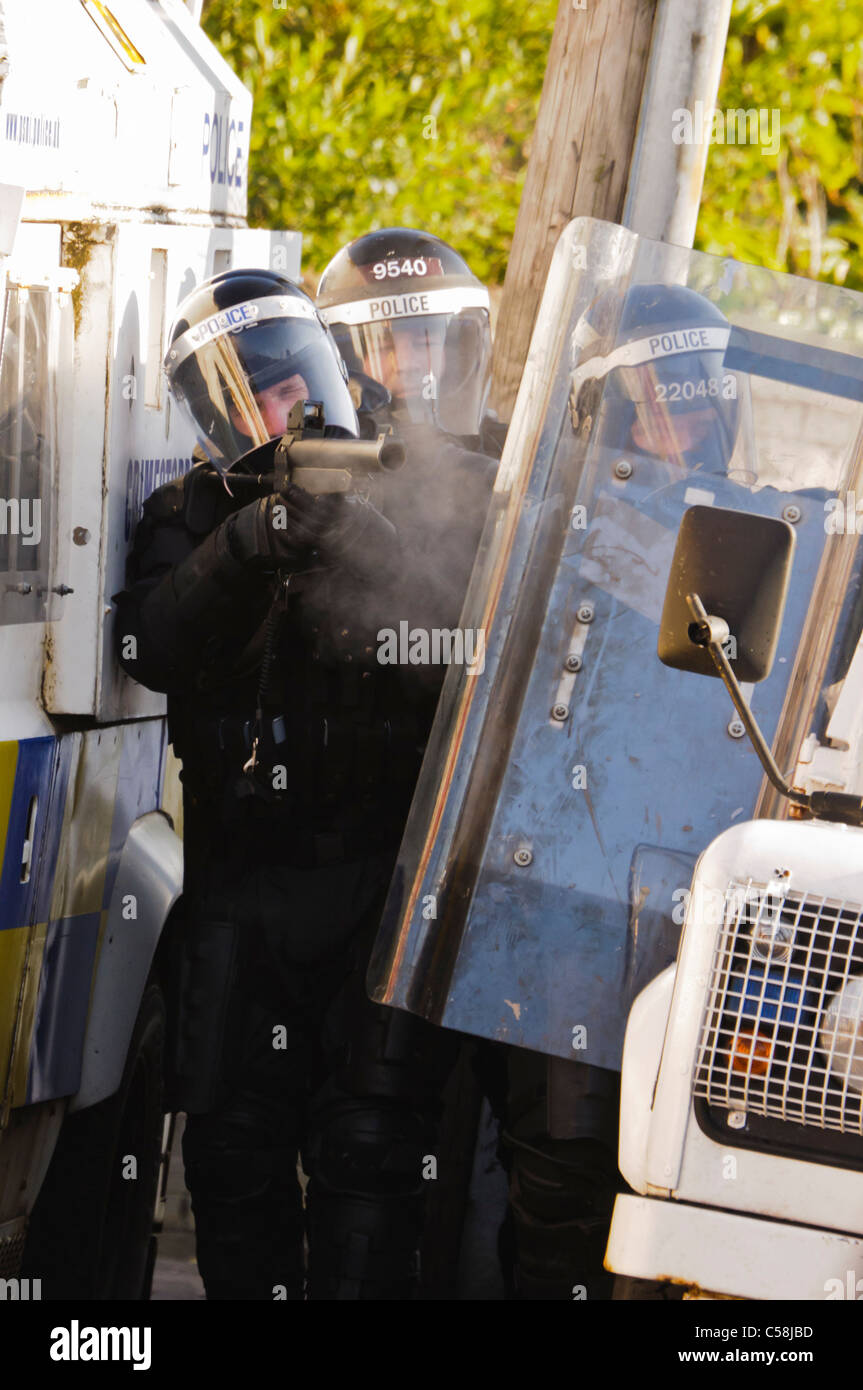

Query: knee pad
[305,1093,430,1199]
[503,1136,619,1300]
[328,1003,458,1108]
[182,1090,301,1198]
[182,1107,305,1301]
[309,1004,456,1197]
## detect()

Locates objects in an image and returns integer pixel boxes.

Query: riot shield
[368,217,863,1071]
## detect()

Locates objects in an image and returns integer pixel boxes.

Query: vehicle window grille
[693,879,863,1135]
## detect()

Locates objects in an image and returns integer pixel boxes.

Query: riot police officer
[115,268,493,1299]
[316,228,519,1291]
[495,283,750,1300]
[316,228,502,711]
[316,226,504,454]
[317,229,637,1300]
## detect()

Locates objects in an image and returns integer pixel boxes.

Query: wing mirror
[658,504,863,826]
[658,505,794,682]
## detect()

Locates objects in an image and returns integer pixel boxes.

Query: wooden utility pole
[490,0,733,422]
[490,0,657,421]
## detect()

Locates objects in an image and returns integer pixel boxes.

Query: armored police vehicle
[0,0,294,1296]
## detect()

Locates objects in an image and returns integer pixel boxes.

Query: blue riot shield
[368,217,863,1070]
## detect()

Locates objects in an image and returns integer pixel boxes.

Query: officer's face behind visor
[326,295,491,437]
[360,315,447,402]
[228,373,310,441]
[167,302,358,475]
[575,329,739,474]
[623,362,724,469]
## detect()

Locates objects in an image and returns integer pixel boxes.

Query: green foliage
[697,0,863,289]
[203,0,863,292]
[201,0,556,283]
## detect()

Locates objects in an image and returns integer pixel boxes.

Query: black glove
[225,483,340,571]
[226,480,401,586]
[318,492,402,584]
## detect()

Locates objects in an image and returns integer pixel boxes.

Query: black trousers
[177,850,457,1300]
[472,1041,621,1299]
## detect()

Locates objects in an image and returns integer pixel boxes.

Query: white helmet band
[572,325,731,388]
[320,285,490,328]
[166,295,320,372]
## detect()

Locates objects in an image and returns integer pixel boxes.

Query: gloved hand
[225,482,341,572]
[318,492,402,585]
[225,481,401,585]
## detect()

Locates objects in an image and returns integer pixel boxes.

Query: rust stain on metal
[677,1282,743,1300]
[41,627,56,711]
[62,223,103,338]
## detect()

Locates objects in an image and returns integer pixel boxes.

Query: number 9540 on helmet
[316,228,492,439]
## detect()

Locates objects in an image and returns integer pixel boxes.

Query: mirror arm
[685,593,807,806]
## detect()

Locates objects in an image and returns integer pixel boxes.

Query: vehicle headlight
[819,976,863,1094]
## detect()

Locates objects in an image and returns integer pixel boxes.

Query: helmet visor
[166,296,358,472]
[617,357,739,471]
[341,315,447,413]
[573,325,739,472]
[323,286,491,436]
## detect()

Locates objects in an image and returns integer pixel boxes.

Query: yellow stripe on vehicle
[0,928,29,1107]
[0,741,21,1107]
[0,741,20,893]
[9,919,48,1108]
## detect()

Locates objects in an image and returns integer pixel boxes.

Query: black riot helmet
[316,228,492,437]
[570,283,740,474]
[164,269,359,475]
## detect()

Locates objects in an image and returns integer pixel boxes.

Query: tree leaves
[698,0,863,288]
[203,0,863,291]
[202,0,555,282]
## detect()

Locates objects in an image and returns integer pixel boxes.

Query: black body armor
[115,433,494,1299]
